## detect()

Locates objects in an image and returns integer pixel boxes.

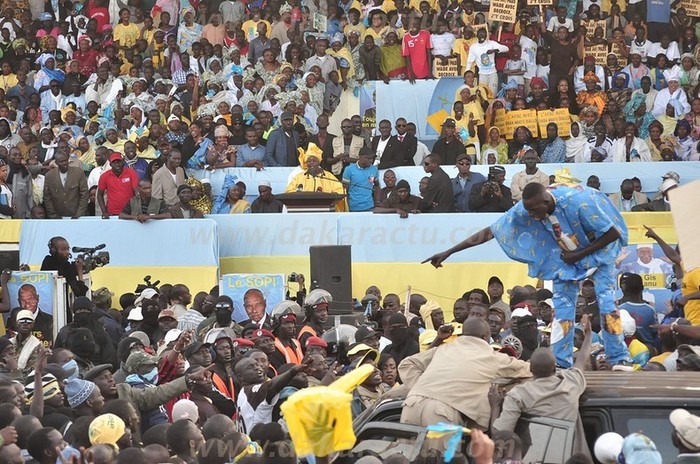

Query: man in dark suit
[392,117,417,167]
[309,114,336,168]
[263,111,300,166]
[372,119,405,169]
[239,288,272,330]
[43,152,88,218]
[420,154,455,213]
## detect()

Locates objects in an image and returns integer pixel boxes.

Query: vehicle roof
[582,371,700,399]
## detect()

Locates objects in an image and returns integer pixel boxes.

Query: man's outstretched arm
[422,227,494,268]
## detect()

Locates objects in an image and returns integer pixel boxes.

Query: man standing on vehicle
[399,319,531,438]
[424,182,632,369]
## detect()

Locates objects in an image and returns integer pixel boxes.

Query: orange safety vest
[274,338,304,365]
[212,372,235,400]
[297,325,318,340]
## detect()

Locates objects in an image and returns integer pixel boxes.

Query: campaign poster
[220,274,286,322]
[7,271,56,317]
[615,244,676,316]
[359,82,376,137]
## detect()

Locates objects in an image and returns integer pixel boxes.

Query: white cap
[16,310,36,321]
[135,288,158,305]
[594,432,624,464]
[259,180,271,188]
[172,399,199,422]
[661,178,679,193]
[167,114,180,123]
[200,178,211,185]
[511,307,532,318]
[129,331,151,348]
[127,307,143,321]
[163,328,183,345]
[636,244,653,250]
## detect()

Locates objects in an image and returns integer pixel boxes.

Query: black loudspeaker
[309,245,352,313]
[0,250,19,271]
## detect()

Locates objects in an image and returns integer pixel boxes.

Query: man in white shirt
[519,25,537,91]
[630,27,653,64]
[466,28,509,95]
[652,69,690,116]
[305,38,337,81]
[573,56,606,93]
[649,34,681,65]
[547,6,574,32]
[431,19,455,65]
[87,147,111,189]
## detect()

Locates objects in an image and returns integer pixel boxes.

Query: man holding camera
[469,165,513,213]
[41,236,88,296]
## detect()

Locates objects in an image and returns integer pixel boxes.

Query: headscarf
[623,92,646,118]
[214,124,232,138]
[611,71,630,90]
[529,76,547,89]
[418,301,441,331]
[186,177,212,214]
[37,53,65,84]
[565,121,587,163]
[667,99,685,118]
[298,142,324,170]
[12,38,27,51]
[496,79,519,100]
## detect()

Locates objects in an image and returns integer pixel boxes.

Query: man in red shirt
[402,18,432,82]
[97,152,139,218]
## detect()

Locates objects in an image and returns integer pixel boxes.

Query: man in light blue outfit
[424,182,631,368]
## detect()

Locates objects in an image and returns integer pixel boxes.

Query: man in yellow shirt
[681,268,700,325]
[241,8,271,42]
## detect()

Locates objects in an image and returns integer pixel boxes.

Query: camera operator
[469,165,513,213]
[41,236,88,296]
[286,273,307,305]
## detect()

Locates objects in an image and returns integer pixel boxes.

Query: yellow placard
[488,0,517,23]
[609,42,627,67]
[503,109,539,139]
[680,0,700,17]
[527,0,551,4]
[537,108,571,137]
[581,19,606,39]
[493,108,506,132]
[432,57,460,78]
[585,44,608,66]
[425,109,452,135]
[641,273,667,289]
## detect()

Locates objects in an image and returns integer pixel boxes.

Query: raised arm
[644,225,681,266]
[422,227,494,267]
[574,314,593,371]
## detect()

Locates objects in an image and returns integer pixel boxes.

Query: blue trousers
[551,264,631,368]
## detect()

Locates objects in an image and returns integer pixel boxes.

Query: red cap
[252,329,275,340]
[109,152,123,163]
[280,313,297,322]
[306,336,327,348]
[233,338,255,348]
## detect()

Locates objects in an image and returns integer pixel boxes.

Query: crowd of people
[0,227,698,463]
[0,0,696,217]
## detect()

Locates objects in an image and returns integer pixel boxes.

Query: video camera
[71,244,110,272]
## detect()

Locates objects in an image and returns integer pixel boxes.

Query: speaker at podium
[309,245,352,313]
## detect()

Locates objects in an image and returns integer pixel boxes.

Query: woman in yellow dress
[576,71,608,116]
[362,11,390,47]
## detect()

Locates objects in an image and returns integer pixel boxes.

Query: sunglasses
[457,161,469,166]
[215,303,232,310]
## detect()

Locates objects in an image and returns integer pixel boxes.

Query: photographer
[40,236,88,296]
[469,165,513,213]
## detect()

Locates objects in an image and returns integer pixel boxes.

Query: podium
[276,192,345,213]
